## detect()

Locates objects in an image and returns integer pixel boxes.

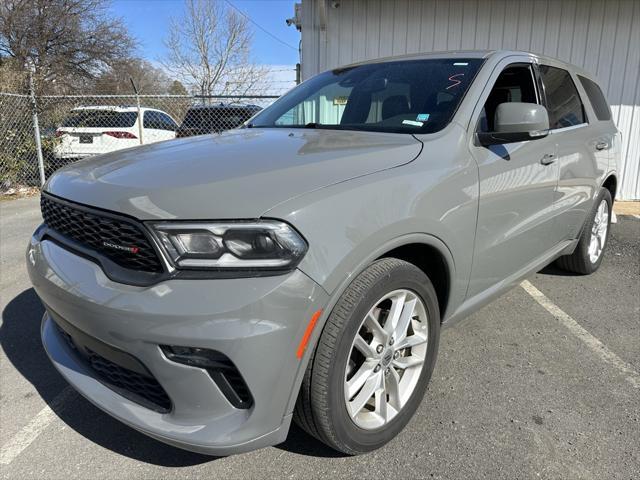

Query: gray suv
[27,51,619,455]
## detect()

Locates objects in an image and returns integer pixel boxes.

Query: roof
[71,105,161,112]
[186,103,262,110]
[338,49,595,80]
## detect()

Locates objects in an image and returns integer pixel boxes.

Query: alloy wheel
[588,199,609,264]
[344,289,428,430]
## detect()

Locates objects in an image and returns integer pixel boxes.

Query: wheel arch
[376,243,451,322]
[602,173,618,201]
[286,233,456,417]
[325,233,455,324]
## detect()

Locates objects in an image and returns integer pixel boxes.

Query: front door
[467,61,559,298]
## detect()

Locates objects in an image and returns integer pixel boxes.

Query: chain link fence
[0,92,279,190]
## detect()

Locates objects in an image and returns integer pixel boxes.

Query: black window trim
[536,63,589,132]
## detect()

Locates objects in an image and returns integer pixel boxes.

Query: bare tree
[0,57,26,92]
[162,0,269,97]
[93,58,171,94]
[0,0,135,92]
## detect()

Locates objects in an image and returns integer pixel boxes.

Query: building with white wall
[292,0,639,199]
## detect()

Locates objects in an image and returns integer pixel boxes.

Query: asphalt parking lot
[1,196,638,479]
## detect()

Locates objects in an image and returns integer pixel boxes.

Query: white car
[54,106,178,159]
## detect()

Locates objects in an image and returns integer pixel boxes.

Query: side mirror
[477,102,550,146]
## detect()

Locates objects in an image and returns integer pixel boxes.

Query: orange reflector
[296,309,323,359]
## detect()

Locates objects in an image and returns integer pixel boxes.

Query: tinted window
[479,64,538,132]
[539,66,586,128]
[578,75,611,121]
[62,111,137,128]
[181,106,259,132]
[250,58,484,134]
[144,111,176,130]
[158,112,177,130]
[143,111,158,129]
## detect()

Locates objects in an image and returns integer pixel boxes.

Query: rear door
[538,66,611,243]
[467,59,559,298]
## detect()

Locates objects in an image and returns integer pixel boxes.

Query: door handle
[595,142,608,151]
[540,153,556,165]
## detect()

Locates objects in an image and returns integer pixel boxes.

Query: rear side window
[539,66,586,129]
[144,111,177,130]
[62,111,137,128]
[578,75,611,121]
[158,112,178,130]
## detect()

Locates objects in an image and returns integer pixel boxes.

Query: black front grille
[41,194,163,273]
[85,349,172,413]
[54,321,172,413]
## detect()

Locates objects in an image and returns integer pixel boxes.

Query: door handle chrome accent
[595,142,608,151]
[540,153,556,165]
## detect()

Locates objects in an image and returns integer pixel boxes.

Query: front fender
[266,128,477,309]
[281,232,455,417]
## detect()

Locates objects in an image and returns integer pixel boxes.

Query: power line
[224,0,298,52]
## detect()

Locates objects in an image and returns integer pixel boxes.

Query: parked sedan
[53,106,178,159]
[28,50,619,456]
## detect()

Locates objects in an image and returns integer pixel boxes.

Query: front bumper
[27,235,328,455]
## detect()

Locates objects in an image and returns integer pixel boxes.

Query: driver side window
[478,64,539,133]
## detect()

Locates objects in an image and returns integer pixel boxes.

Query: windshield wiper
[303,122,320,128]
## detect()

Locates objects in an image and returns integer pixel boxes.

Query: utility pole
[27,59,45,186]
[130,78,144,145]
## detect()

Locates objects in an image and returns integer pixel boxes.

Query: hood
[45,128,422,219]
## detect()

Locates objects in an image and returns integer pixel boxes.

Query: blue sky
[109,0,300,65]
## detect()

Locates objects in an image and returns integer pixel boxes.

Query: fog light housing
[160,345,253,409]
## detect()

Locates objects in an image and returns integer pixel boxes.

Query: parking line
[521,280,640,389]
[0,387,74,465]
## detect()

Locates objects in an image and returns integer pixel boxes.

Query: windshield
[250,58,483,134]
[62,111,137,128]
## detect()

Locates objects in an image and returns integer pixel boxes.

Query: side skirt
[443,239,578,328]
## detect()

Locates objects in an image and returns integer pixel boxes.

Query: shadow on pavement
[1,289,211,466]
[1,288,342,464]
[537,263,577,277]
[275,424,347,458]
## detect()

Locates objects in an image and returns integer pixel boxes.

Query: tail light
[103,131,137,139]
[55,130,65,137]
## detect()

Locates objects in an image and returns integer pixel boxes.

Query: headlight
[149,220,307,271]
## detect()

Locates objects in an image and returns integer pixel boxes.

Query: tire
[556,187,612,274]
[293,258,440,455]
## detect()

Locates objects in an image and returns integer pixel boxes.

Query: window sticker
[416,113,430,121]
[333,96,348,105]
[402,120,423,127]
